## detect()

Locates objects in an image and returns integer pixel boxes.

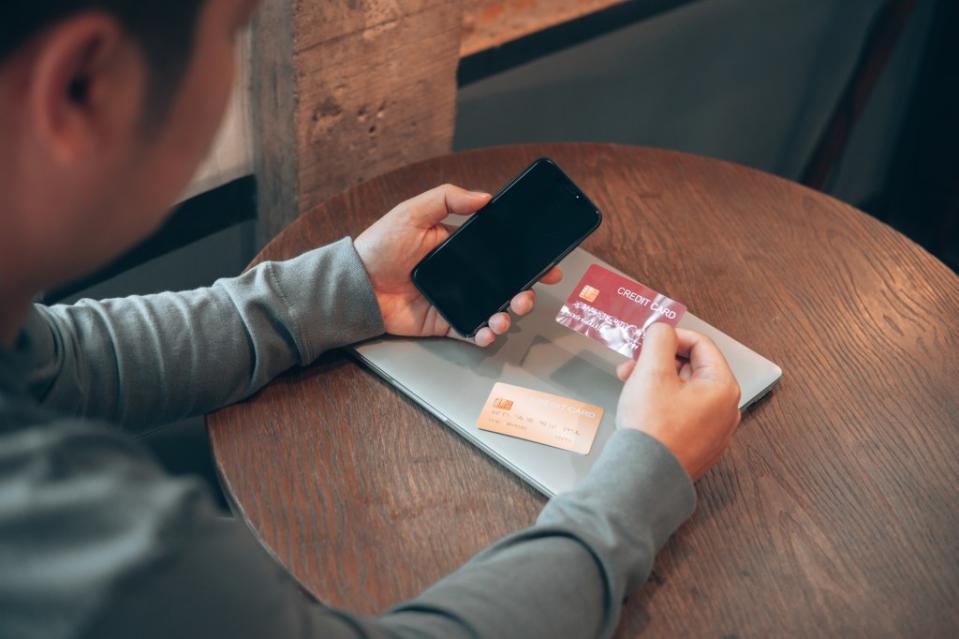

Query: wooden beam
[460,0,626,57]
[250,0,298,245]
[252,1,463,245]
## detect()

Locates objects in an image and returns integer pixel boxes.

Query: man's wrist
[264,237,385,361]
[538,429,696,597]
[614,423,695,483]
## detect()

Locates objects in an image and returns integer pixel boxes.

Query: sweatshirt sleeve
[21,237,385,430]
[73,429,693,639]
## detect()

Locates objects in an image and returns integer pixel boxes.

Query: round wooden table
[208,143,959,637]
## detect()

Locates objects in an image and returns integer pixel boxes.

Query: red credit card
[555,264,686,359]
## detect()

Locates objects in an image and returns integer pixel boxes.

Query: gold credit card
[477,382,603,455]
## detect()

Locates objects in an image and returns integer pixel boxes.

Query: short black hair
[1,1,206,122]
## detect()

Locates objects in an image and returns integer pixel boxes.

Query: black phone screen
[412,158,602,336]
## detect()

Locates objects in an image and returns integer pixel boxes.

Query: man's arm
[20,184,546,430]
[23,237,384,429]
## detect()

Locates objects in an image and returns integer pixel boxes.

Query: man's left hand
[354,184,563,347]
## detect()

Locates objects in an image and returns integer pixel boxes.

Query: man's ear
[28,13,143,165]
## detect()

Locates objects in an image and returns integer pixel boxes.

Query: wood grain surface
[208,144,959,637]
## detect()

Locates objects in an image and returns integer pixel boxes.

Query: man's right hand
[615,323,741,480]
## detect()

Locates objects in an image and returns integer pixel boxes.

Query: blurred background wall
[456,0,934,208]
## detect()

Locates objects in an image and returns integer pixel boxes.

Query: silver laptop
[351,247,782,496]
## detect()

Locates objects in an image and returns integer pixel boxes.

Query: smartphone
[411,158,603,337]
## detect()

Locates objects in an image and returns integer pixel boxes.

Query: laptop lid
[352,247,782,496]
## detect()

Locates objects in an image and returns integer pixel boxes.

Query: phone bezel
[411,157,603,337]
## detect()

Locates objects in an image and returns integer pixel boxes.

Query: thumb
[635,322,679,378]
[405,183,491,227]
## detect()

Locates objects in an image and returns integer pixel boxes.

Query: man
[0,1,742,637]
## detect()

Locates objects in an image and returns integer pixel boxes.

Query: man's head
[2,2,206,123]
[0,0,258,298]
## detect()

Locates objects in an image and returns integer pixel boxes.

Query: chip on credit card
[477,383,603,454]
[556,264,686,359]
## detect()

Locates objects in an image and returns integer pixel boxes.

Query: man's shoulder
[0,388,211,548]
[0,390,209,521]
[0,393,215,639]
[0,390,136,458]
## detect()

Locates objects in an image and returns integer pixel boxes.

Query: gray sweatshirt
[0,237,695,639]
